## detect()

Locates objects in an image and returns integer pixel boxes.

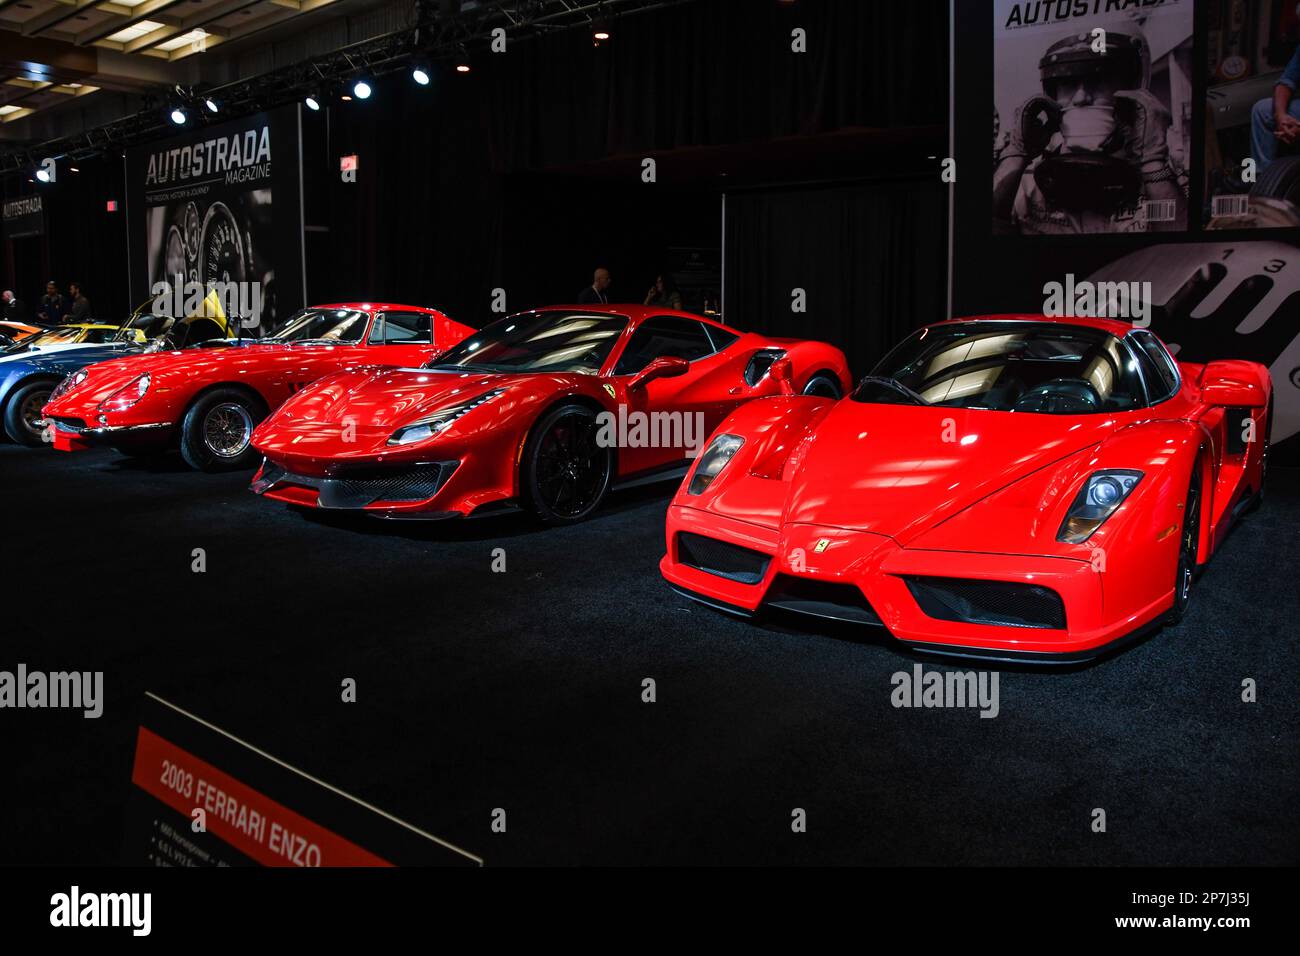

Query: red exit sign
[106,200,118,212]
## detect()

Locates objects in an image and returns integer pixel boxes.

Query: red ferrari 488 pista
[249,305,851,524]
[660,315,1273,663]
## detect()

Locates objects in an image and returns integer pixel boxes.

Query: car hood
[780,400,1120,543]
[73,341,293,381]
[27,343,142,373]
[272,366,557,430]
[0,341,98,363]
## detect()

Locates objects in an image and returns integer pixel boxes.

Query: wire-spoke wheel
[203,402,254,459]
[179,388,266,472]
[523,404,613,525]
[1165,463,1202,627]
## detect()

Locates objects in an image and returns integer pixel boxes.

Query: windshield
[264,309,369,344]
[3,327,80,351]
[428,311,628,374]
[856,322,1146,414]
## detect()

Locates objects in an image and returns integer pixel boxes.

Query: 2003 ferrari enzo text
[248,305,851,524]
[40,304,472,471]
[660,315,1273,663]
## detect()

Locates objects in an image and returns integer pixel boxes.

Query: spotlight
[169,107,187,125]
[412,66,430,86]
[305,94,321,111]
[455,63,470,74]
[35,167,51,183]
[593,16,611,42]
[352,79,371,99]
[204,98,218,114]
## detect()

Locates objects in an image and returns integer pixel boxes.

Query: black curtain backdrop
[724,178,949,376]
[1,154,131,323]
[3,0,949,336]
[305,0,949,327]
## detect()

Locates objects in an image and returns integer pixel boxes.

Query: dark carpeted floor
[2,443,1297,865]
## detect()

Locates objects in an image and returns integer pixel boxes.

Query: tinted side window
[706,325,740,351]
[1130,331,1178,402]
[370,311,432,344]
[615,317,714,375]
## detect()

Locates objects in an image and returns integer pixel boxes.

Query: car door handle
[729,386,744,395]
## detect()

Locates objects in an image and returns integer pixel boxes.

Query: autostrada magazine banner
[124,106,305,332]
[992,0,1193,234]
[1203,0,1300,229]
[956,1,1300,464]
[122,693,481,867]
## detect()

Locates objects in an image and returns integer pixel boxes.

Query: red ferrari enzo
[41,304,472,471]
[248,305,851,523]
[660,315,1273,663]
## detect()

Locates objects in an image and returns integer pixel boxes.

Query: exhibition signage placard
[122,693,482,867]
[3,194,45,239]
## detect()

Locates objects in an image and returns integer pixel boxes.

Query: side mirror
[768,356,795,395]
[1200,360,1267,408]
[629,355,689,391]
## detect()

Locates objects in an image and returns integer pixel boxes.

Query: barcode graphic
[1139,200,1177,223]
[1212,194,1250,218]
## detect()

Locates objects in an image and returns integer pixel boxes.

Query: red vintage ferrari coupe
[41,304,472,471]
[660,315,1273,663]
[249,305,851,523]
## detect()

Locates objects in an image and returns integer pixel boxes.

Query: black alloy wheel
[523,403,613,524]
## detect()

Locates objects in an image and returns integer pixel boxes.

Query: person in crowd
[577,267,612,305]
[37,280,66,323]
[67,281,91,323]
[1251,45,1300,173]
[2,290,28,323]
[644,273,683,310]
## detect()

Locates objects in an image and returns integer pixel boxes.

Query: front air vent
[905,576,1066,630]
[743,349,786,386]
[763,575,882,626]
[676,532,770,584]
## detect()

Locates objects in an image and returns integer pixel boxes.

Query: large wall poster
[126,106,304,332]
[955,1,1300,464]
[1203,0,1300,228]
[993,0,1193,234]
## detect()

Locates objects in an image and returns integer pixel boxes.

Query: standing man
[2,290,28,322]
[67,281,92,322]
[577,267,612,305]
[37,280,65,323]
[1251,45,1300,173]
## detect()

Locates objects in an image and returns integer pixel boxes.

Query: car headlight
[387,389,506,446]
[688,434,744,495]
[1057,469,1143,543]
[100,373,151,413]
[50,368,88,400]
